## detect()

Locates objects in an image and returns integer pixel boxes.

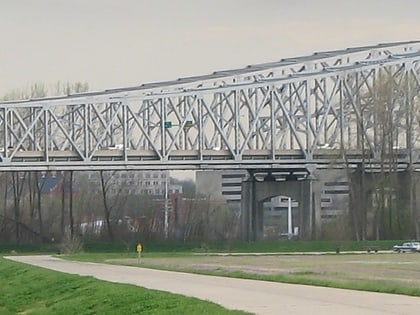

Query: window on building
[321,214,337,219]
[222,174,246,179]
[324,181,349,186]
[222,191,241,195]
[324,190,349,194]
[222,182,241,187]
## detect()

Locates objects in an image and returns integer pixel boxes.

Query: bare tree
[99,171,128,241]
[69,171,74,240]
[11,172,26,243]
[361,67,419,240]
[61,173,66,239]
[32,172,48,242]
[1,82,90,243]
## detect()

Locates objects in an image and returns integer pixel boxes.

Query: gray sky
[1,0,420,96]
[1,0,419,180]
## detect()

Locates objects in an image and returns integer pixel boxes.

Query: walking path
[6,255,420,315]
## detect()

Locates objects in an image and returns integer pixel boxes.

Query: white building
[85,170,182,196]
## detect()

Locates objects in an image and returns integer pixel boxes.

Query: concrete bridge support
[241,168,420,241]
[241,177,319,241]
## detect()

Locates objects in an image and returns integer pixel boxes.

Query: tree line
[0,170,238,245]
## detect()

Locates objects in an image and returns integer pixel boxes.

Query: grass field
[65,251,420,297]
[2,239,417,313]
[0,239,402,254]
[0,257,249,315]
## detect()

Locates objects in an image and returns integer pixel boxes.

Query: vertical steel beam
[122,101,128,161]
[43,106,49,161]
[84,104,89,160]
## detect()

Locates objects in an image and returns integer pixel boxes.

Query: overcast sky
[1,0,420,97]
[0,0,419,180]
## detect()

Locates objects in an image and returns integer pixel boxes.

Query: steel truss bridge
[1,41,420,172]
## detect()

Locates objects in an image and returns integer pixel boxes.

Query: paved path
[6,255,420,315]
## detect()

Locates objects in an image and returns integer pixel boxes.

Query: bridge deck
[0,149,413,172]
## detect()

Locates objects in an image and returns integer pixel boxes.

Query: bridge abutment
[241,176,316,241]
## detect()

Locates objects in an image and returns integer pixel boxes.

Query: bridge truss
[1,41,420,171]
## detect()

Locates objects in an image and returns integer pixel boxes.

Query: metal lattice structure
[1,41,420,171]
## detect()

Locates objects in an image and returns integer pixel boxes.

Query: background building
[85,170,182,196]
[196,169,350,239]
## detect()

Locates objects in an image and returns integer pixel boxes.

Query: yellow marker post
[136,243,143,264]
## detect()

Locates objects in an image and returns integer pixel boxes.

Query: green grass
[0,239,403,254]
[79,239,400,253]
[90,239,404,253]
[2,239,417,314]
[0,257,249,315]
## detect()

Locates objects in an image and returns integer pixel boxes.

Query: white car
[393,242,420,253]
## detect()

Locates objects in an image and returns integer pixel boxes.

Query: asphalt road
[6,255,420,315]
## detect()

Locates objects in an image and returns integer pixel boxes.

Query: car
[108,144,124,150]
[392,242,420,253]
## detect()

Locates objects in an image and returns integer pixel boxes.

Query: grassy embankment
[0,257,249,315]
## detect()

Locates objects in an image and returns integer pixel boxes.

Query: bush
[58,235,84,254]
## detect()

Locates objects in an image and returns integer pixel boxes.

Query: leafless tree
[99,171,129,241]
[11,172,26,243]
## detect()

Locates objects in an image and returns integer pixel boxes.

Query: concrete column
[241,178,313,241]
[241,176,257,241]
[312,178,322,239]
[297,180,311,239]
